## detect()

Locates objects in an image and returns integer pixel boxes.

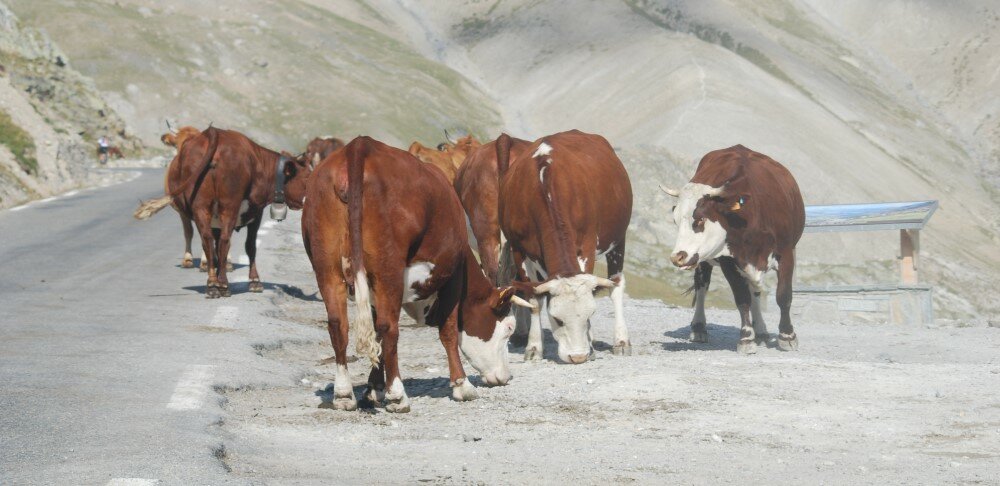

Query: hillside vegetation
[10,0,998,319]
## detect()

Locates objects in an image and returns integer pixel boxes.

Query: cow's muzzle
[671,251,699,270]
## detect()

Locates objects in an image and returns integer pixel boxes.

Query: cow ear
[283,160,297,178]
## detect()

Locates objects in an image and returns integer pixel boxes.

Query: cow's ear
[510,280,539,299]
[729,194,750,211]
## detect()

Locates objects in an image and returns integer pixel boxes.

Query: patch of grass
[0,109,38,174]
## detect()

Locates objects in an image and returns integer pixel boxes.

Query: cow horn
[165,119,176,134]
[444,128,456,144]
[533,279,556,295]
[659,184,679,197]
[591,276,617,289]
[510,295,536,309]
[704,185,726,197]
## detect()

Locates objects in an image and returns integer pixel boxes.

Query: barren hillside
[10,0,999,319]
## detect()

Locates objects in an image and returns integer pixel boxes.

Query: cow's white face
[670,183,731,268]
[460,316,514,386]
[535,274,614,364]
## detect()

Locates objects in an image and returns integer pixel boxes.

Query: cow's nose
[566,353,590,364]
[671,251,688,267]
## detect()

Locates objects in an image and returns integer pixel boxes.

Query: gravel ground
[216,212,1000,485]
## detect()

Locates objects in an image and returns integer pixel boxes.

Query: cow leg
[509,249,530,346]
[319,270,356,410]
[524,295,548,362]
[180,212,195,268]
[690,262,713,342]
[193,210,220,298]
[751,291,769,345]
[214,212,238,298]
[720,258,756,354]
[373,286,409,413]
[776,250,798,351]
[245,215,264,293]
[440,311,477,402]
[605,243,631,356]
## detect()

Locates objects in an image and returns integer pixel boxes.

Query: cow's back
[693,145,805,245]
[500,129,632,273]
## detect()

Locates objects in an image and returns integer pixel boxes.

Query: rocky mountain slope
[9,0,998,319]
[0,2,141,208]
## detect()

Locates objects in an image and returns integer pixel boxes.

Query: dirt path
[217,214,1000,484]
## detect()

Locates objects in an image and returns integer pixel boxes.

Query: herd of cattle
[137,124,805,412]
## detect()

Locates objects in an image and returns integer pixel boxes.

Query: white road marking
[106,479,160,486]
[211,306,238,328]
[166,365,215,411]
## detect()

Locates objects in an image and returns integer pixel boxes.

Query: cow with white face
[497,130,633,364]
[662,145,805,354]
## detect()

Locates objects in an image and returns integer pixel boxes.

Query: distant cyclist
[97,135,110,165]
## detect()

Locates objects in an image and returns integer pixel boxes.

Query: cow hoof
[226,262,234,272]
[778,333,799,351]
[332,396,358,411]
[755,333,771,345]
[219,286,231,298]
[523,346,543,362]
[359,387,384,408]
[205,285,221,299]
[451,379,478,402]
[736,339,758,355]
[612,342,632,356]
[248,280,264,293]
[181,259,195,269]
[385,396,411,413]
[689,331,709,343]
[199,262,208,272]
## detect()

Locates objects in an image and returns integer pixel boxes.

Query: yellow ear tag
[730,196,745,211]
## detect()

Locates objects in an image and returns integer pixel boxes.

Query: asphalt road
[0,169,289,485]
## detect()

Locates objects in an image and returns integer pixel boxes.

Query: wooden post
[900,229,919,284]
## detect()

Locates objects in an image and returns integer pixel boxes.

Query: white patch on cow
[578,256,587,272]
[740,263,766,293]
[692,279,708,325]
[539,165,547,184]
[534,274,605,363]
[385,376,409,411]
[238,199,251,222]
[533,143,552,157]
[596,242,615,258]
[525,258,548,282]
[768,253,779,272]
[402,294,437,325]
[670,182,731,267]
[751,292,768,337]
[402,262,434,303]
[334,364,355,401]
[460,315,514,386]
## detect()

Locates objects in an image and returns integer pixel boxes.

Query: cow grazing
[661,144,805,353]
[408,134,481,183]
[453,135,532,285]
[159,124,221,269]
[293,136,532,413]
[498,129,633,364]
[138,127,311,298]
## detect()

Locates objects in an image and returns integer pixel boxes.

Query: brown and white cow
[661,144,805,353]
[453,135,532,285]
[409,134,481,183]
[150,127,311,297]
[292,136,532,413]
[498,129,633,364]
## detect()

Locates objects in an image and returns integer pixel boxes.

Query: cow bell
[270,202,288,221]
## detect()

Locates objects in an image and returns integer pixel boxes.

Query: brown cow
[498,129,633,364]
[160,124,218,269]
[453,135,532,285]
[292,136,532,413]
[303,136,345,168]
[661,145,805,353]
[408,134,480,183]
[161,126,310,297]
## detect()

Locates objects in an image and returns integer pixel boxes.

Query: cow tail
[133,128,218,220]
[346,136,381,368]
[495,133,512,176]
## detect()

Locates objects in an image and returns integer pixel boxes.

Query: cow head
[662,167,749,269]
[160,126,202,151]
[280,152,313,210]
[517,274,616,364]
[304,136,345,169]
[459,286,534,386]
